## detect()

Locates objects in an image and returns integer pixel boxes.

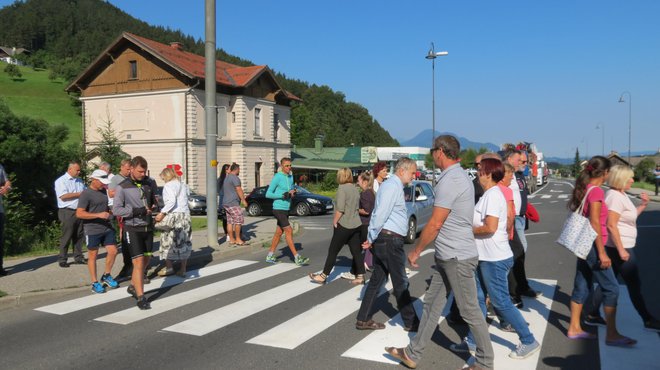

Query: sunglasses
[283,164,292,168]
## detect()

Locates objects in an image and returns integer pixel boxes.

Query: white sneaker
[340,272,356,280]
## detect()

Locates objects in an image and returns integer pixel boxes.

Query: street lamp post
[618,91,632,165]
[595,122,605,156]
[425,42,448,185]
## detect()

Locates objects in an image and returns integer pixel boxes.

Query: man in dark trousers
[113,156,158,310]
[54,161,86,267]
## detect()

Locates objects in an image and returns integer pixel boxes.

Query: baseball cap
[90,169,111,185]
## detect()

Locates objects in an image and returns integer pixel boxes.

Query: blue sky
[4,0,659,158]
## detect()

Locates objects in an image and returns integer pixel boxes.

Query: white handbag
[556,186,598,260]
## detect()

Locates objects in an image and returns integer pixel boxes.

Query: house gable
[73,42,189,97]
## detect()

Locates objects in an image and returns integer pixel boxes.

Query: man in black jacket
[113,156,158,310]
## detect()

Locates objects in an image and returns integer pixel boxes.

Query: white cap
[90,169,111,185]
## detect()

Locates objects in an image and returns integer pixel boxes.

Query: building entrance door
[254,162,262,188]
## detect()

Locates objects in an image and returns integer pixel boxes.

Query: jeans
[514,216,528,252]
[467,258,535,346]
[405,257,493,370]
[356,234,417,327]
[590,247,653,322]
[321,224,364,276]
[571,244,619,307]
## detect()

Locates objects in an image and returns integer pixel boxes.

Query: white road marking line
[558,194,569,199]
[484,279,556,370]
[524,232,550,236]
[527,195,536,199]
[34,259,258,315]
[247,272,418,349]
[342,293,450,364]
[162,266,351,336]
[550,201,559,203]
[541,195,552,199]
[94,263,297,325]
[302,227,329,230]
[599,285,660,370]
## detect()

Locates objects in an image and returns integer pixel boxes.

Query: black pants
[589,247,654,322]
[655,178,659,195]
[58,208,84,263]
[322,224,364,276]
[356,233,417,327]
[508,229,531,297]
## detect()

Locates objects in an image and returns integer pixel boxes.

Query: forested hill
[0,0,399,147]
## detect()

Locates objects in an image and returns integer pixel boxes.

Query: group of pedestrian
[51,156,194,311]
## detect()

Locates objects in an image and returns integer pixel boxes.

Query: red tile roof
[126,32,264,88]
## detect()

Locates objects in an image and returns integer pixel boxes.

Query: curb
[0,220,302,311]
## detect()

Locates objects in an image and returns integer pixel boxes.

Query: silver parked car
[403,180,435,244]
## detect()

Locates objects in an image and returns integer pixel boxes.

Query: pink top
[498,184,514,202]
[498,184,514,240]
[583,184,608,245]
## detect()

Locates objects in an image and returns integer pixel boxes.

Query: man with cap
[76,169,120,294]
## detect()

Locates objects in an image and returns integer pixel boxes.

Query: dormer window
[129,60,137,79]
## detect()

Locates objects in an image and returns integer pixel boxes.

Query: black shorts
[122,230,154,259]
[272,210,290,228]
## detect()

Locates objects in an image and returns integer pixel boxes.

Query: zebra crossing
[31,249,656,369]
[527,193,569,200]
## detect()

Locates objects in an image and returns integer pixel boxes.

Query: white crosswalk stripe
[34,259,257,315]
[162,265,351,336]
[247,271,418,349]
[95,262,298,325]
[599,285,660,370]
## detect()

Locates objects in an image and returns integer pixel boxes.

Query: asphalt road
[1,178,658,370]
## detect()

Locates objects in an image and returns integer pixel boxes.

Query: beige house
[66,32,299,193]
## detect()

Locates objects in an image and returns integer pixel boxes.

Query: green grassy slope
[0,62,82,143]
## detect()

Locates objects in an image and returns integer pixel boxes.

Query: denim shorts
[86,229,116,249]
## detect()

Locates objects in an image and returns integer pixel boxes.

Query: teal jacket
[266,171,294,211]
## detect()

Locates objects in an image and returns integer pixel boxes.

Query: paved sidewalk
[0,215,295,308]
[624,186,660,202]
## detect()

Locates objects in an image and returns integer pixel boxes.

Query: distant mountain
[545,150,658,165]
[399,130,500,152]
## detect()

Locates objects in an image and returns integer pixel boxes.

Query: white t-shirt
[605,190,637,249]
[473,186,513,261]
[509,176,522,215]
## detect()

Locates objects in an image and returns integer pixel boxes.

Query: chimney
[314,135,325,154]
[170,42,183,51]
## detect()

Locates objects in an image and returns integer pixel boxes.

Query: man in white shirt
[54,161,86,267]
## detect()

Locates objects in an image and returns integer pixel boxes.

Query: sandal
[157,268,174,277]
[351,274,365,285]
[176,270,186,278]
[234,241,250,246]
[384,346,417,369]
[309,272,327,284]
[356,319,385,330]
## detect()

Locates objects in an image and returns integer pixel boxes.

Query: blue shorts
[86,229,116,250]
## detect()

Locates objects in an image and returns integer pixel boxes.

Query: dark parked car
[246,185,334,217]
[155,186,208,215]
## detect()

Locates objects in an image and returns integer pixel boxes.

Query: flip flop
[567,332,597,340]
[605,336,637,347]
[234,241,250,246]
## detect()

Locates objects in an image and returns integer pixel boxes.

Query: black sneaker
[58,261,69,268]
[137,296,151,310]
[644,319,660,332]
[446,314,467,326]
[0,268,8,276]
[584,315,607,327]
[512,296,524,309]
[519,289,542,298]
[72,258,88,265]
[127,285,138,300]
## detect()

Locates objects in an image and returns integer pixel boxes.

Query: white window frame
[254,108,261,137]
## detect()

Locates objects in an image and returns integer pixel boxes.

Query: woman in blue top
[264,158,309,266]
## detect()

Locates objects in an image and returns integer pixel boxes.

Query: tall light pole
[595,122,605,156]
[425,42,447,184]
[618,91,631,165]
